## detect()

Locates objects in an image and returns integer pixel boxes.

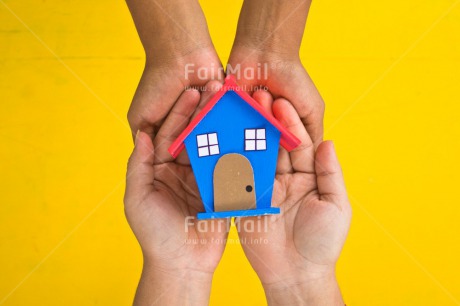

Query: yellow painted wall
[1,0,459,305]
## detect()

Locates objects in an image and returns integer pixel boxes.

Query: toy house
[168,76,300,219]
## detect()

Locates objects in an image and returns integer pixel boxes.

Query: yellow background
[1,0,459,304]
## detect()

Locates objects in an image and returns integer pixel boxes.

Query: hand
[126,0,224,139]
[236,91,351,305]
[228,0,324,145]
[124,82,228,305]
[228,48,324,146]
[128,48,223,139]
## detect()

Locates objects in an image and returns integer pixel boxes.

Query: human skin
[125,0,347,304]
[124,82,228,306]
[125,86,350,305]
[125,0,224,140]
[236,90,351,306]
[228,0,325,147]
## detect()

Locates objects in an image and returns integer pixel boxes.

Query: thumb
[315,141,348,205]
[124,131,155,206]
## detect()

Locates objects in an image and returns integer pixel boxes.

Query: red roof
[168,75,301,158]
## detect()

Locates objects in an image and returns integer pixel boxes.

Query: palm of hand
[238,172,349,284]
[140,162,228,274]
[125,82,228,274]
[235,95,351,285]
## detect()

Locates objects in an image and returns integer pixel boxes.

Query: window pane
[245,140,256,151]
[198,146,209,157]
[208,133,218,145]
[209,145,220,155]
[257,129,266,139]
[245,129,256,139]
[197,134,208,147]
[256,140,266,150]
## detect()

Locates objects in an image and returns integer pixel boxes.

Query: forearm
[126,0,213,66]
[134,259,213,306]
[263,273,344,306]
[233,0,312,56]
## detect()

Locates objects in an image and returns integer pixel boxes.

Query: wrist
[263,271,344,306]
[232,0,311,58]
[229,42,302,67]
[143,46,223,87]
[135,257,214,306]
[130,0,214,67]
[232,30,300,59]
[232,17,302,60]
[143,254,215,283]
[145,35,214,69]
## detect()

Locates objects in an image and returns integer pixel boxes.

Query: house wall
[184,90,281,213]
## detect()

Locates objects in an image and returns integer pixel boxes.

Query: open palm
[236,91,351,287]
[124,81,228,275]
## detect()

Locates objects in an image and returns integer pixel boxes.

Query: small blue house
[169,76,300,219]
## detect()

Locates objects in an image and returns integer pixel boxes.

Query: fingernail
[135,130,140,146]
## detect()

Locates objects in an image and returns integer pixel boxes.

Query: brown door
[213,153,256,212]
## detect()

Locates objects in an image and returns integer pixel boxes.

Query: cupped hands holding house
[125,0,349,304]
[124,81,351,306]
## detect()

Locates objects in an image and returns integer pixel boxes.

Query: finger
[190,80,223,121]
[315,141,348,204]
[252,90,292,173]
[172,81,224,165]
[300,78,324,148]
[128,70,184,141]
[252,89,274,116]
[271,97,293,174]
[273,98,315,174]
[125,131,155,206]
[154,89,201,164]
[276,147,292,174]
[281,71,324,147]
[302,108,324,149]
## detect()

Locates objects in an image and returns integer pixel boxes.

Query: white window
[197,133,220,157]
[245,128,266,151]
